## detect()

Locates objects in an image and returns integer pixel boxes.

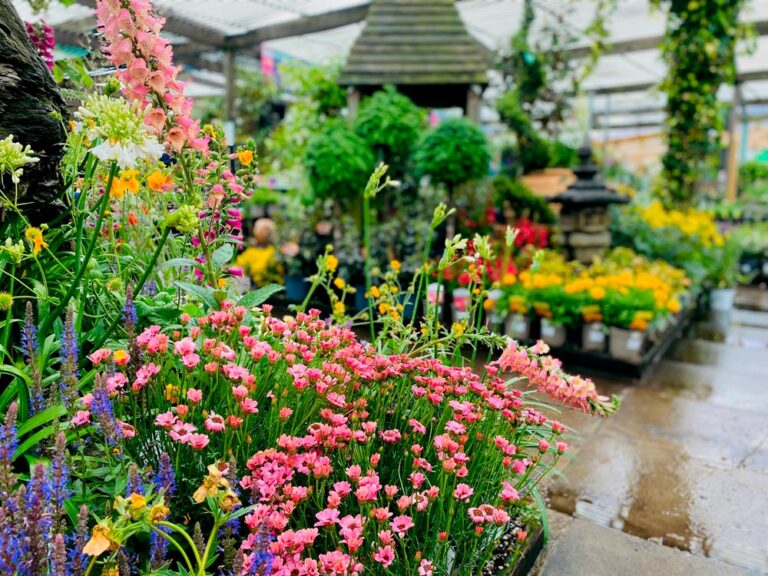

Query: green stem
[87,226,171,355]
[157,520,204,568]
[363,192,375,341]
[41,162,118,336]
[151,526,196,574]
[199,513,222,575]
[1,266,16,359]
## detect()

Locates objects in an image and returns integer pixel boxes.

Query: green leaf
[212,244,234,268]
[18,404,67,436]
[15,424,59,460]
[157,258,203,272]
[0,381,17,412]
[175,281,218,310]
[531,485,549,544]
[237,284,284,309]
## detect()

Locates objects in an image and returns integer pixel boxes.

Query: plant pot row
[503,314,650,363]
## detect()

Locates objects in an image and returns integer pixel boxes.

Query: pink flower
[240,398,258,414]
[279,407,293,420]
[120,422,136,439]
[500,481,520,503]
[385,485,398,499]
[418,559,435,576]
[188,433,210,450]
[409,419,427,434]
[378,530,394,546]
[181,353,200,369]
[204,412,226,432]
[314,508,339,527]
[175,404,189,417]
[154,411,176,429]
[539,439,550,452]
[390,515,414,538]
[346,465,362,482]
[453,483,474,502]
[373,545,395,567]
[88,348,112,365]
[556,441,568,454]
[186,388,202,403]
[232,384,249,399]
[173,337,196,356]
[72,410,90,426]
[379,429,402,444]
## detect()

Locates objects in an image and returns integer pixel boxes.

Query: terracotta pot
[582,322,606,352]
[505,314,530,341]
[539,318,566,347]
[609,327,645,363]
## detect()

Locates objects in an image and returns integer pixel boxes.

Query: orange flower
[127,212,138,226]
[147,170,172,191]
[83,523,116,557]
[24,227,48,256]
[237,149,254,166]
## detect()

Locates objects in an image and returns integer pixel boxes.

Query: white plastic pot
[582,322,606,352]
[452,288,471,321]
[540,318,566,347]
[426,283,444,316]
[505,313,530,341]
[710,288,736,312]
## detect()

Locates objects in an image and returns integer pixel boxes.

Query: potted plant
[707,236,742,312]
[603,289,657,363]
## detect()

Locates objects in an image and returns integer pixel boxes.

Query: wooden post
[725,82,742,203]
[466,86,481,122]
[347,88,360,120]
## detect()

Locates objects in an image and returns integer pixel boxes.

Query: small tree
[354,86,425,178]
[414,118,490,194]
[303,121,374,208]
[413,118,490,236]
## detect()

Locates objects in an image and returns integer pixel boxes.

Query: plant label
[588,328,604,343]
[541,323,555,338]
[627,332,643,352]
[762,260,768,276]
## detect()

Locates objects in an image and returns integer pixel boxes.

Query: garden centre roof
[15,0,768,124]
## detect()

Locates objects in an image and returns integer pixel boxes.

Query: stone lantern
[548,143,628,263]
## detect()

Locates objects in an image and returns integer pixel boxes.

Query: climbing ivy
[653,0,750,206]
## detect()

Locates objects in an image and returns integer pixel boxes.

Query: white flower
[77,94,164,169]
[0,135,39,184]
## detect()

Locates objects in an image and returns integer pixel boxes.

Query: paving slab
[545,429,768,573]
[667,338,768,377]
[535,518,755,576]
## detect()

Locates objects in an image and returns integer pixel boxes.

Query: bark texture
[0,0,67,222]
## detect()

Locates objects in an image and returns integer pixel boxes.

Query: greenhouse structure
[1,0,767,574]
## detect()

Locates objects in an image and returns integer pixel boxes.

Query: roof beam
[222,4,368,50]
[563,20,768,59]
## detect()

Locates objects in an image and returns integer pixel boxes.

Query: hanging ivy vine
[653,0,750,206]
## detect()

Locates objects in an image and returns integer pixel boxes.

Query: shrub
[354,86,425,177]
[491,175,556,224]
[413,118,490,192]
[304,121,375,205]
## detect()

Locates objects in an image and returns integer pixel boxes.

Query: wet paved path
[534,288,768,575]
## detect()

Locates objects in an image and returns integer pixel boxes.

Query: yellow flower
[333,301,345,316]
[502,273,517,286]
[451,322,466,336]
[369,286,380,299]
[218,278,228,289]
[378,302,390,315]
[334,277,346,290]
[147,170,172,191]
[149,504,170,523]
[24,227,48,256]
[113,350,128,364]
[237,149,254,166]
[325,255,338,273]
[667,299,681,314]
[589,286,606,300]
[0,293,12,311]
[390,260,401,272]
[127,493,147,510]
[111,170,140,199]
[483,298,495,311]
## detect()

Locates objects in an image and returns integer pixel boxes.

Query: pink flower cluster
[25,21,55,70]
[76,303,595,575]
[95,0,208,152]
[494,339,615,415]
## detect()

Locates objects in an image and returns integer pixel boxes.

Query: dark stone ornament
[0,0,68,223]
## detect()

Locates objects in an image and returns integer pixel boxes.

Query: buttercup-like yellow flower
[390,259,401,272]
[334,277,346,290]
[24,227,48,256]
[333,301,345,316]
[325,255,338,273]
[237,149,254,166]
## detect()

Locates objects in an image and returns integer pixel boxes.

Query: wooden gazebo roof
[339,0,489,89]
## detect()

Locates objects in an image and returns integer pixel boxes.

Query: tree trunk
[0,0,67,223]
